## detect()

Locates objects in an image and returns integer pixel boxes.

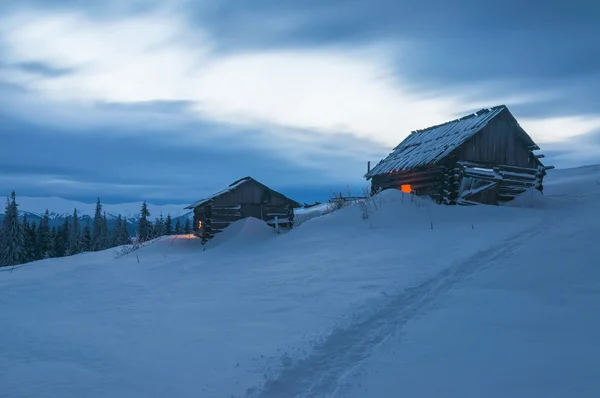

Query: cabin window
[400,184,412,193]
[198,220,203,229]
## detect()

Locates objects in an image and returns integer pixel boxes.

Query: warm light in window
[198,220,203,228]
[401,184,412,193]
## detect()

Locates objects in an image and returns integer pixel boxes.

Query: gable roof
[184,177,301,209]
[365,105,539,179]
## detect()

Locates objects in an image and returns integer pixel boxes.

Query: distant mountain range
[0,196,193,234]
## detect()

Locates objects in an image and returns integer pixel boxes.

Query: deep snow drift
[1,166,599,398]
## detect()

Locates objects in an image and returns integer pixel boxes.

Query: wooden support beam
[457,160,538,175]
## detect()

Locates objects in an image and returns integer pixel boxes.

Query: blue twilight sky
[1,0,599,205]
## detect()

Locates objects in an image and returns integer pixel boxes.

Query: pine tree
[20,215,34,264]
[70,208,81,254]
[121,217,131,245]
[0,196,11,266]
[102,212,109,249]
[81,222,92,252]
[48,226,58,258]
[0,192,23,267]
[0,200,3,255]
[175,218,182,235]
[165,214,173,236]
[29,221,39,260]
[92,198,104,251]
[183,218,191,234]
[112,215,123,247]
[36,209,51,259]
[53,223,66,258]
[61,217,70,256]
[151,218,158,238]
[137,201,152,243]
[153,214,165,238]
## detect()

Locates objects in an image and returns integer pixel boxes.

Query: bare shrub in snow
[358,200,370,219]
[357,189,372,219]
[113,232,160,259]
[113,245,137,259]
[328,191,346,212]
[357,186,382,219]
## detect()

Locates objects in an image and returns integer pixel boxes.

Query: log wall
[457,161,543,203]
[370,166,446,202]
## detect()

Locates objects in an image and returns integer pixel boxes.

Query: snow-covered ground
[1,166,599,398]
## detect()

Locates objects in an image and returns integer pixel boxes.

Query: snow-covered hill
[1,165,599,398]
[0,196,192,221]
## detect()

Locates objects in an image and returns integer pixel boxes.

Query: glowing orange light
[401,184,412,193]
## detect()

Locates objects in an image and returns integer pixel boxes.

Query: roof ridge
[410,104,506,135]
[185,176,301,209]
[229,176,252,187]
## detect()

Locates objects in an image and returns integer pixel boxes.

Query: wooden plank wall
[456,109,537,168]
[211,180,291,207]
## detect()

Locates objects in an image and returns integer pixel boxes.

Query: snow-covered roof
[184,177,300,209]
[365,105,525,178]
[184,177,252,209]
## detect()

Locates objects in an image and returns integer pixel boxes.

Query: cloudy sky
[1,0,599,205]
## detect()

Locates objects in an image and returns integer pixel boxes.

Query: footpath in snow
[1,166,599,398]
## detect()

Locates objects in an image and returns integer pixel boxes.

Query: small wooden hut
[365,105,554,205]
[184,177,301,242]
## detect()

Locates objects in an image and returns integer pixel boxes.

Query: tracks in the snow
[242,224,544,398]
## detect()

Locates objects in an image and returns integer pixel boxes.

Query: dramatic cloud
[0,0,599,203]
[0,8,469,147]
[519,116,600,144]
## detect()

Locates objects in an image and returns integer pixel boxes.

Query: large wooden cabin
[184,177,301,242]
[365,105,555,205]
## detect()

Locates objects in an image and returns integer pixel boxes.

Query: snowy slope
[2,196,192,220]
[1,165,599,398]
[338,167,600,398]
